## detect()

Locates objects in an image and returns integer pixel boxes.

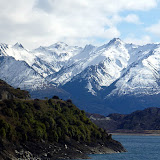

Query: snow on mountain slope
[0,43,53,79]
[0,41,84,90]
[125,43,158,65]
[1,38,160,99]
[53,38,130,93]
[47,44,97,85]
[61,39,160,97]
[0,43,35,66]
[49,38,130,86]
[107,46,160,97]
[70,57,127,96]
[1,38,160,115]
[0,56,46,90]
[32,42,82,73]
[0,42,82,80]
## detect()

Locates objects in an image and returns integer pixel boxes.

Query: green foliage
[0,119,15,140]
[0,128,6,138]
[33,121,47,140]
[0,97,108,143]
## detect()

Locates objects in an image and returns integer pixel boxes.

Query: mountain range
[1,38,160,115]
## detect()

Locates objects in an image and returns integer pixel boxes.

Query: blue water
[74,135,160,160]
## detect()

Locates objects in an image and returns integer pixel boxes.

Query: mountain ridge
[1,38,160,114]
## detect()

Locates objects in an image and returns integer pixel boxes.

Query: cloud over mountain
[0,0,159,49]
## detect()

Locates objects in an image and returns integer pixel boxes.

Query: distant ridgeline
[0,79,125,159]
[0,79,30,100]
[87,107,160,132]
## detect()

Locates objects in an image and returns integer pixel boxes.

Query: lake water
[74,135,160,160]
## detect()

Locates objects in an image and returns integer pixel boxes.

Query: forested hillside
[0,80,125,159]
[0,97,107,143]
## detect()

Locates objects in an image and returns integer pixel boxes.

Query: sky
[0,0,160,49]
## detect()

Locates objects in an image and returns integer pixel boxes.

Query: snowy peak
[1,38,160,99]
[50,39,130,87]
[49,42,68,49]
[1,38,160,115]
[32,42,82,74]
[104,45,160,97]
[13,42,24,49]
[108,38,123,46]
[0,43,34,64]
[59,39,160,98]
[84,44,96,50]
[34,42,82,58]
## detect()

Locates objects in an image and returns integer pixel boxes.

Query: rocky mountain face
[1,39,160,114]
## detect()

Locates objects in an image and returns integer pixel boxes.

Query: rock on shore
[0,138,126,160]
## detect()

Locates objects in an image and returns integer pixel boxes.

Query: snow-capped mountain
[1,38,160,115]
[48,38,129,86]
[59,38,160,97]
[0,43,35,66]
[61,39,160,114]
[108,47,160,97]
[32,42,82,77]
[64,38,130,95]
[0,42,82,89]
[0,56,46,90]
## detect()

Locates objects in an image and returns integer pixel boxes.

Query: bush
[52,95,59,99]
[66,99,72,103]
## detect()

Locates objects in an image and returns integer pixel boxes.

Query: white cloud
[124,14,142,24]
[0,0,158,49]
[124,35,152,45]
[146,21,160,36]
[116,0,157,11]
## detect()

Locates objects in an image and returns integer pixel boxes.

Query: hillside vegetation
[0,79,125,159]
[0,97,108,143]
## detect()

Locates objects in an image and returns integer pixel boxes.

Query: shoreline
[0,139,126,160]
[111,133,160,136]
[109,130,160,136]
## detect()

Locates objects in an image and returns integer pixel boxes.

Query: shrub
[52,95,59,99]
[66,99,72,103]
